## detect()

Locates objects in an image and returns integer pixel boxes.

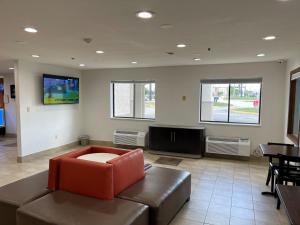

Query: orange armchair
[48,146,145,200]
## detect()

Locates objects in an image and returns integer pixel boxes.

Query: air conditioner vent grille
[206,136,250,157]
[113,130,146,147]
[207,143,239,155]
[114,135,137,146]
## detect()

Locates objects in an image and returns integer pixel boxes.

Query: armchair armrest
[48,147,93,190]
[107,149,145,195]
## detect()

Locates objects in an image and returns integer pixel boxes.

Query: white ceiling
[0,0,299,72]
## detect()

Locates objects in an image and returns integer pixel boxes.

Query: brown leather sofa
[118,167,191,225]
[0,166,191,225]
[17,191,149,225]
[0,171,50,225]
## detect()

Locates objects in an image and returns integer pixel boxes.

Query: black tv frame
[42,74,79,105]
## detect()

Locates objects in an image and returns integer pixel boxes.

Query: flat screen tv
[43,74,79,105]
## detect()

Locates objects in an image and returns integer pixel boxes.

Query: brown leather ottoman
[17,191,149,225]
[0,171,50,225]
[117,166,191,225]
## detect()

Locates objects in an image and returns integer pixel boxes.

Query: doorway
[0,74,17,157]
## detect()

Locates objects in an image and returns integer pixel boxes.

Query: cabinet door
[172,129,202,154]
[149,127,173,151]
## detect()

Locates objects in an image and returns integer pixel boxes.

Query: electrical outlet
[26,106,30,112]
[55,135,58,139]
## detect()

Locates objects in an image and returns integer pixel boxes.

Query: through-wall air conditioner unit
[206,136,250,157]
[113,130,146,147]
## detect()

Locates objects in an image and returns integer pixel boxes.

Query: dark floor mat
[154,157,182,166]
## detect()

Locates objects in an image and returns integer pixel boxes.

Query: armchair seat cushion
[77,153,120,163]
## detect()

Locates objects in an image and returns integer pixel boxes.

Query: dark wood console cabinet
[149,125,206,158]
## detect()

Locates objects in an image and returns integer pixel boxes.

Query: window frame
[287,67,300,144]
[111,80,156,120]
[199,78,262,125]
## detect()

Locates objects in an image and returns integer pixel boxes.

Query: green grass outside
[224,96,257,100]
[213,102,259,114]
[232,107,259,114]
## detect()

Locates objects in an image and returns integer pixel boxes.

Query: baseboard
[204,153,250,161]
[17,140,146,163]
[4,133,17,138]
[28,139,265,163]
[89,140,115,147]
[17,141,79,163]
[204,153,267,162]
[148,150,202,159]
[89,140,145,150]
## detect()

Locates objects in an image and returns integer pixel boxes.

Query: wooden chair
[275,154,300,209]
[266,142,295,193]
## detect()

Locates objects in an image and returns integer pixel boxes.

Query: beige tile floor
[0,137,290,225]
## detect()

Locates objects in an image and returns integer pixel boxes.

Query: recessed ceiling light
[9,67,14,70]
[24,27,38,33]
[257,53,265,57]
[263,36,276,40]
[193,58,201,61]
[79,64,85,67]
[177,44,187,48]
[32,54,40,58]
[136,11,154,19]
[96,50,104,54]
[131,61,137,64]
[276,0,291,2]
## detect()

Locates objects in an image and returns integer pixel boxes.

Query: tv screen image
[43,74,79,104]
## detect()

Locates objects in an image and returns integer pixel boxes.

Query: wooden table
[276,185,300,225]
[259,144,300,158]
[259,144,300,195]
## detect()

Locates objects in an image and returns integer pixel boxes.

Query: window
[200,79,262,124]
[112,81,155,120]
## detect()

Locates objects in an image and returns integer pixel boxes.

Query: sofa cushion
[117,167,191,225]
[0,171,50,225]
[17,191,149,225]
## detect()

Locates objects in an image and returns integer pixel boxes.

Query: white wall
[3,74,16,134]
[15,60,82,157]
[82,61,286,153]
[283,54,300,144]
